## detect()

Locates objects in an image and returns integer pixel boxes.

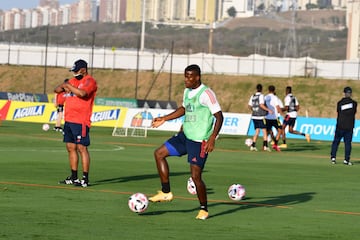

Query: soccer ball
[187,177,197,195]
[245,138,253,147]
[128,193,148,213]
[42,123,50,131]
[228,184,246,201]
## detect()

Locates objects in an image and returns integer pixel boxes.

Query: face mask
[74,74,83,80]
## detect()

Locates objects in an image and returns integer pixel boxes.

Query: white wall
[0,43,359,80]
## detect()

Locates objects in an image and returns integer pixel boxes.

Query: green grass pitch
[0,121,359,240]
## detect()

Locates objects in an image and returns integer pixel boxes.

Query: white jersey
[277,95,284,117]
[264,93,279,120]
[248,92,266,120]
[182,84,221,114]
[284,93,299,118]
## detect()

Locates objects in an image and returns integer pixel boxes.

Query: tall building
[3,9,16,30]
[77,0,93,22]
[195,0,220,23]
[39,0,60,9]
[172,0,189,21]
[99,0,126,23]
[346,0,360,59]
[126,0,141,22]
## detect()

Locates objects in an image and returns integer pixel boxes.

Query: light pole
[140,0,146,51]
[43,24,49,94]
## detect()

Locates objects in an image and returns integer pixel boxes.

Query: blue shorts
[252,119,267,129]
[63,122,90,146]
[165,131,208,169]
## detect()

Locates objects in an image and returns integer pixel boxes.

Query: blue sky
[0,1,75,11]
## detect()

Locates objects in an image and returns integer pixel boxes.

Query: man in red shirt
[54,59,97,187]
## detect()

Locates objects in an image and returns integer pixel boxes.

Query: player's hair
[256,84,263,92]
[268,85,275,92]
[286,86,292,93]
[185,64,201,77]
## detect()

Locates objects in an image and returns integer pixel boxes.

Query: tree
[306,3,318,9]
[227,7,237,18]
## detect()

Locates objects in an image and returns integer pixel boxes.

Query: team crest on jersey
[185,103,194,112]
[91,109,120,122]
[13,105,45,120]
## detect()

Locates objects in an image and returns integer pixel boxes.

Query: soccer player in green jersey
[149,64,223,220]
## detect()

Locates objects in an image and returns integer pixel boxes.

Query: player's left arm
[206,111,223,153]
[201,88,224,153]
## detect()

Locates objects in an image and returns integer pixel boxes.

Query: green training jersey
[183,86,214,141]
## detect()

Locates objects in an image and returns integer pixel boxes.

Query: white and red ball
[228,184,246,201]
[187,177,197,195]
[42,123,50,131]
[128,193,148,213]
[245,138,253,147]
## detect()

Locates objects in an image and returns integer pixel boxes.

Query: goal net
[112,109,152,138]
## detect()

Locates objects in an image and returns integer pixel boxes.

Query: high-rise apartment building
[0,0,350,31]
[195,0,219,23]
[39,0,60,9]
[346,0,360,59]
[126,0,142,22]
[77,0,93,22]
[99,0,126,23]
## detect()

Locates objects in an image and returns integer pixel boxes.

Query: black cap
[69,59,87,72]
[344,86,352,94]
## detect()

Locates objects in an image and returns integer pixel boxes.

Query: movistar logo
[91,109,120,122]
[13,105,45,119]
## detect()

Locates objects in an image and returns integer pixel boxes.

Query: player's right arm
[54,79,70,93]
[152,106,185,128]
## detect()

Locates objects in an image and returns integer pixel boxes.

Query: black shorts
[266,119,282,131]
[57,105,64,113]
[252,119,267,129]
[282,115,296,127]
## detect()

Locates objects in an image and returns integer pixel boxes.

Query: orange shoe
[279,144,287,149]
[195,210,209,220]
[149,191,173,202]
[305,134,311,143]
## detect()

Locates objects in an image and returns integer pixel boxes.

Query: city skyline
[0,0,74,11]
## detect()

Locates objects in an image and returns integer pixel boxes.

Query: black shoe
[59,176,80,185]
[74,178,89,187]
[53,127,62,132]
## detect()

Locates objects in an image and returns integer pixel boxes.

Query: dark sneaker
[59,176,80,185]
[74,178,89,187]
[343,160,353,166]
